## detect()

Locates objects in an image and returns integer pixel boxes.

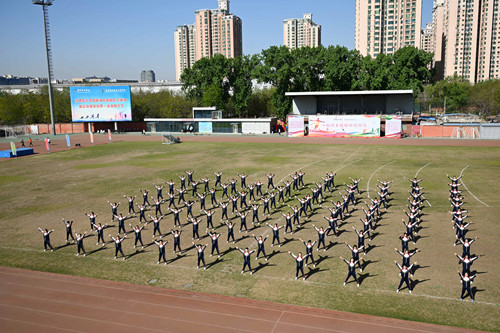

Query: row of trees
[181,45,434,119]
[418,76,500,117]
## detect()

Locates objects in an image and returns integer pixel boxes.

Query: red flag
[90,131,94,144]
[108,129,112,141]
[44,138,50,151]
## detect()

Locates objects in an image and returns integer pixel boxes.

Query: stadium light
[33,0,56,135]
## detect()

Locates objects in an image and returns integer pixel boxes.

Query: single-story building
[145,117,277,134]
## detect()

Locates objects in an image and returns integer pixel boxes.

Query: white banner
[287,115,305,137]
[308,115,381,138]
[385,115,402,138]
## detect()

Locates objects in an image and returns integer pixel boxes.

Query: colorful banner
[108,129,112,141]
[44,138,50,151]
[10,142,17,156]
[199,122,213,134]
[90,131,94,144]
[70,86,132,122]
[385,115,402,139]
[287,115,305,137]
[66,135,71,147]
[308,115,381,138]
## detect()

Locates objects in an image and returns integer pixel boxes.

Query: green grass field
[0,140,499,332]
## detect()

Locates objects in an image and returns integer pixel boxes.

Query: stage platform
[0,147,34,158]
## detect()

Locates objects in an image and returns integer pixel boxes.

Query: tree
[201,83,225,110]
[323,46,363,91]
[470,79,500,117]
[388,46,434,92]
[229,55,260,116]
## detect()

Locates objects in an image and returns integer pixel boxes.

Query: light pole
[33,0,56,135]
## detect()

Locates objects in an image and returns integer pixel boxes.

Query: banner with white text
[308,115,381,138]
[70,86,132,122]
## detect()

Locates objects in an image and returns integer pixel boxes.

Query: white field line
[459,165,490,208]
[415,163,431,178]
[366,161,396,198]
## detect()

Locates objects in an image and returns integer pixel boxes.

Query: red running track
[0,267,480,333]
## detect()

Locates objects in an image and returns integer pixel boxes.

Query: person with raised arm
[236,211,249,233]
[169,207,183,228]
[395,260,415,293]
[130,224,145,249]
[349,177,363,194]
[188,217,201,240]
[219,201,229,221]
[155,239,168,265]
[287,204,301,226]
[92,222,107,246]
[251,203,261,225]
[268,191,277,211]
[201,177,210,193]
[455,253,478,275]
[114,213,130,235]
[224,220,236,243]
[176,188,187,205]
[341,256,361,287]
[295,196,308,219]
[75,231,87,256]
[321,174,331,193]
[282,212,294,234]
[324,216,339,237]
[266,173,275,189]
[262,196,271,217]
[238,173,247,189]
[267,223,284,247]
[283,180,292,199]
[165,179,175,195]
[253,234,269,261]
[84,211,98,230]
[184,200,195,219]
[139,189,151,207]
[290,173,299,192]
[360,218,372,241]
[328,171,336,188]
[255,180,264,197]
[62,218,75,243]
[124,195,136,214]
[190,180,199,198]
[149,215,163,238]
[213,171,223,187]
[151,197,164,216]
[236,247,255,275]
[298,170,306,187]
[178,175,187,190]
[171,229,182,254]
[196,192,207,211]
[209,188,218,207]
[313,224,330,252]
[38,228,54,251]
[402,219,418,240]
[238,190,249,209]
[185,170,194,184]
[454,222,470,245]
[395,248,420,277]
[299,238,316,267]
[345,242,364,271]
[109,234,127,260]
[136,203,147,223]
[353,227,369,253]
[166,192,176,209]
[458,237,478,258]
[458,271,476,301]
[230,195,239,214]
[229,178,238,195]
[207,231,221,258]
[220,182,229,199]
[247,183,256,201]
[154,184,164,200]
[192,242,208,269]
[399,232,413,251]
[288,251,308,280]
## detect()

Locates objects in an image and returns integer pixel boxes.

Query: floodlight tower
[33,0,56,135]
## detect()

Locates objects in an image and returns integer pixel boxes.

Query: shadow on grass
[253,262,274,274]
[361,259,379,271]
[54,242,73,251]
[412,278,430,290]
[358,272,378,285]
[267,250,281,260]
[207,256,224,268]
[306,266,328,279]
[315,254,329,265]
[127,249,146,259]
[365,244,383,255]
[166,253,187,265]
[87,246,107,256]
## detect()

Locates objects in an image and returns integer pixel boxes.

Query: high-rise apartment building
[283,14,322,50]
[355,0,423,57]
[140,70,156,83]
[174,0,242,81]
[421,23,433,53]
[430,0,499,83]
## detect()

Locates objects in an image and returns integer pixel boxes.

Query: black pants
[211,242,219,255]
[256,245,266,258]
[397,276,411,291]
[197,255,206,267]
[129,203,135,214]
[44,240,53,250]
[174,240,181,252]
[77,243,85,255]
[227,230,235,242]
[158,249,166,263]
[345,270,358,284]
[115,246,125,258]
[66,230,75,241]
[296,263,304,277]
[242,259,251,272]
[135,235,144,247]
[139,211,146,222]
[97,231,104,244]
[118,222,126,234]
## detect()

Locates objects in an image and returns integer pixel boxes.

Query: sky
[0,0,433,81]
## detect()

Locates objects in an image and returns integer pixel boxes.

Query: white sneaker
[357,284,360,287]
[295,277,298,280]
[241,271,244,274]
[157,261,160,264]
[343,282,346,286]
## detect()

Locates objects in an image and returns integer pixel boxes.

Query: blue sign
[199,122,213,133]
[70,86,132,122]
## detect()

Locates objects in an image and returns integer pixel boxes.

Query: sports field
[0,138,498,332]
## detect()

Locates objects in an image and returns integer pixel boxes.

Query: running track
[0,267,480,333]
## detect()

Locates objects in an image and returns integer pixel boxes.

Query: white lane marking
[459,165,490,207]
